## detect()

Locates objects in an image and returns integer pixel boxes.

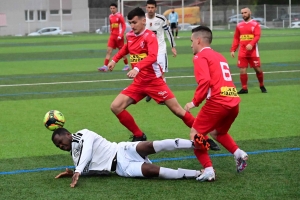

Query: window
[50,10,59,15]
[25,10,34,21]
[62,10,71,14]
[37,10,46,21]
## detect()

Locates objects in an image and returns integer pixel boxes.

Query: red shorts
[192,101,239,135]
[107,34,124,49]
[121,78,175,104]
[238,57,261,68]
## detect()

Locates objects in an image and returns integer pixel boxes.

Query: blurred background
[0,0,299,36]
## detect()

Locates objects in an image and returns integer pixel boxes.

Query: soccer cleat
[196,169,215,182]
[98,65,108,72]
[237,89,248,94]
[130,133,147,142]
[176,36,180,39]
[260,86,267,93]
[235,150,248,173]
[194,133,210,150]
[207,138,221,151]
[145,96,152,102]
[122,65,130,71]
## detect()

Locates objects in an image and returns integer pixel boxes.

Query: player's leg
[175,24,179,38]
[164,97,220,151]
[237,57,249,94]
[98,35,116,71]
[213,104,248,172]
[111,84,147,141]
[136,139,194,157]
[116,142,200,179]
[250,57,267,93]
[142,163,200,179]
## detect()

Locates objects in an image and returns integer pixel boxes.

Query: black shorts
[170,22,177,29]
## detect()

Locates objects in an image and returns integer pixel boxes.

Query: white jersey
[145,13,176,54]
[71,129,118,175]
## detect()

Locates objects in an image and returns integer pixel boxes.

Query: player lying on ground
[52,128,209,188]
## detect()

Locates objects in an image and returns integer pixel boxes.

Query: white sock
[159,167,200,179]
[153,139,193,152]
[204,166,214,174]
[233,148,241,157]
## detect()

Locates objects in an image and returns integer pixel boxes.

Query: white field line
[0,70,300,88]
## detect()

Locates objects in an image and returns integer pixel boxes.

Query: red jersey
[192,47,240,107]
[112,29,163,84]
[109,12,126,37]
[230,20,261,57]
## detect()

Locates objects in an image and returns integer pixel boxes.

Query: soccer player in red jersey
[184,26,248,182]
[230,7,267,94]
[106,7,195,142]
[98,3,129,72]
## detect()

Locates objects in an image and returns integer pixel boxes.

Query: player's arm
[249,23,261,47]
[118,15,126,38]
[134,33,158,71]
[70,133,94,187]
[191,57,211,107]
[112,42,129,62]
[230,26,240,53]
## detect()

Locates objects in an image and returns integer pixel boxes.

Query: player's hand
[230,52,235,58]
[171,47,177,57]
[246,44,253,50]
[55,168,74,179]
[108,61,116,71]
[70,172,80,188]
[117,36,122,40]
[184,102,195,112]
[127,69,139,79]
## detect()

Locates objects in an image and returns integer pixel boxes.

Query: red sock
[123,58,128,65]
[104,59,109,66]
[216,132,238,154]
[116,110,143,137]
[194,148,212,168]
[240,74,248,90]
[256,71,264,87]
[182,112,195,128]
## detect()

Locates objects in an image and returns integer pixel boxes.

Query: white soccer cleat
[196,169,215,182]
[234,150,248,173]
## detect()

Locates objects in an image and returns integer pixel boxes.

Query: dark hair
[146,0,157,7]
[191,26,213,44]
[110,3,118,8]
[127,7,145,20]
[51,127,69,142]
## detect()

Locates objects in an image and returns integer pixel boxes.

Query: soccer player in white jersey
[144,0,177,103]
[52,128,205,187]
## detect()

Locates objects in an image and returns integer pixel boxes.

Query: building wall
[0,0,89,36]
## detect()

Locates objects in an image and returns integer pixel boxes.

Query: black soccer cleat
[260,86,267,93]
[131,133,147,142]
[207,138,221,151]
[237,89,248,94]
[145,96,152,102]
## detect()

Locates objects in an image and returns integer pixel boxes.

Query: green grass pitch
[0,29,299,199]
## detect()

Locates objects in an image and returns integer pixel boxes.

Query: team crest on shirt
[140,41,145,48]
[116,17,119,22]
[150,22,152,27]
[251,26,254,32]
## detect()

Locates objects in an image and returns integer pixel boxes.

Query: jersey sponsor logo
[220,87,239,97]
[240,34,254,41]
[130,53,147,63]
[155,22,160,26]
[111,23,119,28]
